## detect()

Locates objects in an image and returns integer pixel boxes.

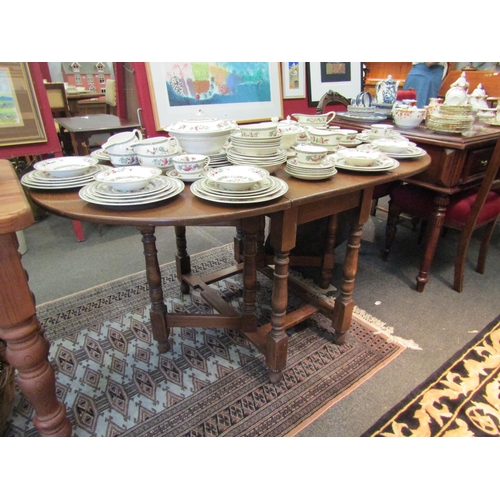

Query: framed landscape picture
[282,62,306,99]
[146,62,283,129]
[0,62,47,147]
[307,62,363,106]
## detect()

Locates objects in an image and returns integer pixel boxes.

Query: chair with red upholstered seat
[382,135,500,292]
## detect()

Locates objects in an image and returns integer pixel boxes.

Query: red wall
[0,62,63,160]
[131,63,345,138]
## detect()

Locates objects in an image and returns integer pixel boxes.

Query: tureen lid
[165,110,236,133]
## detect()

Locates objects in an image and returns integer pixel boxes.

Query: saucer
[167,169,206,182]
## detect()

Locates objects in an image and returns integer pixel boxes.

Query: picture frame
[0,62,47,147]
[306,62,363,106]
[146,62,283,129]
[281,62,306,99]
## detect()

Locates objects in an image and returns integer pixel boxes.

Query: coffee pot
[375,75,399,105]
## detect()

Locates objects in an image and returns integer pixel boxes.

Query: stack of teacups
[132,136,180,169]
[102,129,143,167]
[169,154,211,181]
[285,144,337,180]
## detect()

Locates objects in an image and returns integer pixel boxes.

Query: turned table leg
[174,226,191,294]
[0,233,71,437]
[138,226,170,353]
[332,187,373,344]
[415,193,449,292]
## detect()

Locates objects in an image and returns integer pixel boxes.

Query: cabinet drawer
[461,146,494,184]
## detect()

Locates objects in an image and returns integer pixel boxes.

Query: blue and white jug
[375,75,399,105]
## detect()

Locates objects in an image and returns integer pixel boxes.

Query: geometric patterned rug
[4,243,408,437]
[363,316,500,437]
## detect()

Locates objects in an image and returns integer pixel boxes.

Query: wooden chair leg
[71,220,85,242]
[476,216,500,274]
[383,200,401,261]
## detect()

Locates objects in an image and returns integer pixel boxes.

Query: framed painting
[281,62,305,99]
[0,62,47,147]
[306,62,363,106]
[146,62,283,129]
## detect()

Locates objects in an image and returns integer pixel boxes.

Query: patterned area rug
[363,316,500,437]
[5,243,407,437]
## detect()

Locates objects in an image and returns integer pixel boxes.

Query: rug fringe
[353,306,422,350]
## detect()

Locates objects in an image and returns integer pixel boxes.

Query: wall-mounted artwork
[146,62,283,128]
[0,62,47,147]
[282,62,305,99]
[307,62,363,106]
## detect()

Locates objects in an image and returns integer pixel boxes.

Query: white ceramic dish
[94,166,162,192]
[371,138,412,154]
[33,156,98,178]
[293,144,328,165]
[206,166,269,191]
[337,150,382,166]
[239,122,278,138]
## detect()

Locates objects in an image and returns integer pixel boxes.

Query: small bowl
[33,156,98,178]
[172,154,210,174]
[293,144,328,165]
[94,166,162,192]
[137,152,178,168]
[132,136,179,156]
[339,150,382,167]
[107,152,139,167]
[371,138,410,154]
[239,122,278,139]
[206,165,269,191]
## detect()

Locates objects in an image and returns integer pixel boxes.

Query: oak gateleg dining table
[28,157,430,392]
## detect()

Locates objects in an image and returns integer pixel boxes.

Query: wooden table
[331,116,500,291]
[29,158,430,384]
[54,114,141,156]
[0,160,72,437]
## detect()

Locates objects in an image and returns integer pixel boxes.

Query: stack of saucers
[426,104,474,134]
[21,156,103,190]
[208,148,231,167]
[285,144,337,180]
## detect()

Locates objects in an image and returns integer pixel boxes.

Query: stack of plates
[208,149,231,167]
[331,154,399,173]
[285,156,338,180]
[426,105,474,134]
[21,164,104,190]
[190,176,288,204]
[227,131,287,168]
[356,143,426,159]
[79,176,185,206]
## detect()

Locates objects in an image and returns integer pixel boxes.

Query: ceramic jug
[375,75,399,105]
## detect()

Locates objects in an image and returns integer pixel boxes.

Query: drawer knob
[480,160,489,166]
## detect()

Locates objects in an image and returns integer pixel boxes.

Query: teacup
[293,144,328,165]
[369,124,394,138]
[172,154,210,174]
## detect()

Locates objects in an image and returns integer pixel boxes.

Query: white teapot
[375,75,399,105]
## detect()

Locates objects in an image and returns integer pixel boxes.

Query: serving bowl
[338,149,382,167]
[392,106,426,128]
[33,156,98,178]
[165,114,236,155]
[239,122,278,138]
[206,165,269,191]
[94,166,162,192]
[293,144,328,165]
[107,151,139,167]
[132,136,180,168]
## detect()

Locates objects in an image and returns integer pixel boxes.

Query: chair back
[316,90,350,114]
[44,82,71,117]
